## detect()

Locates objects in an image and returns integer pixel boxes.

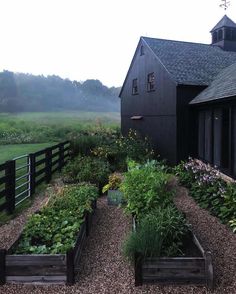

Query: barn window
[232,29,236,41]
[218,29,223,41]
[132,78,138,95]
[213,31,218,43]
[140,45,144,56]
[147,73,155,92]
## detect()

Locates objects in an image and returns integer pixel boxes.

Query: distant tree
[0,70,19,112]
[0,71,120,113]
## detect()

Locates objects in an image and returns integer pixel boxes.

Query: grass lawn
[0,111,120,162]
[0,143,55,164]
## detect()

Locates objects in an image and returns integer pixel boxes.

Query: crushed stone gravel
[0,188,236,293]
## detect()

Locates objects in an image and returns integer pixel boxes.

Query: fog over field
[0,71,120,113]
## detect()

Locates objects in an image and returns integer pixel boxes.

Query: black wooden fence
[0,141,70,214]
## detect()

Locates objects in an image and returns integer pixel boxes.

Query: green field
[0,143,56,164]
[0,111,120,128]
[0,111,120,163]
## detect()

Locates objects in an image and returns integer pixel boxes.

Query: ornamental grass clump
[123,206,188,262]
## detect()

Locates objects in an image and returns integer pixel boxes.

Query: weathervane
[220,0,230,10]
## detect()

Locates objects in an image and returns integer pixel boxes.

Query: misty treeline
[0,70,120,113]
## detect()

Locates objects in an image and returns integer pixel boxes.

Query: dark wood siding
[204,110,212,163]
[213,109,222,167]
[198,111,205,159]
[120,40,177,164]
[176,85,207,162]
[193,97,236,179]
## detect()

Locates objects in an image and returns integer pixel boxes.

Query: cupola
[211,15,236,52]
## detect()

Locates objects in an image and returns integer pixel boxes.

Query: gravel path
[1,192,236,293]
[0,187,51,250]
[174,185,236,294]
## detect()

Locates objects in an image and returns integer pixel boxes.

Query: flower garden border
[0,200,96,285]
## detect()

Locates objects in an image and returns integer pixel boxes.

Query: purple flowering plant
[175,158,236,232]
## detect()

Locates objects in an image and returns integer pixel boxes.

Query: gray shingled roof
[190,62,236,104]
[142,37,236,86]
[210,15,236,32]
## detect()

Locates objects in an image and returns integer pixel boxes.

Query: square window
[132,78,138,95]
[147,73,155,91]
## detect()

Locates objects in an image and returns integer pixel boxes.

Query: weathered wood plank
[6,265,67,276]
[192,234,205,256]
[143,267,205,278]
[143,258,205,269]
[0,249,6,285]
[6,254,66,266]
[205,251,214,289]
[6,275,67,284]
[66,249,74,285]
[143,276,206,284]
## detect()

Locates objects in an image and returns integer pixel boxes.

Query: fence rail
[0,141,70,214]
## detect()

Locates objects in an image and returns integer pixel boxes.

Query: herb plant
[121,160,173,217]
[123,206,188,262]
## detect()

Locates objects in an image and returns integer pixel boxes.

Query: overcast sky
[0,0,235,87]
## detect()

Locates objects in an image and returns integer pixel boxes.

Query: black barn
[120,15,236,173]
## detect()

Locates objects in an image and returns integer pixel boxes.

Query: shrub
[69,128,119,156]
[15,184,98,254]
[102,172,124,193]
[123,206,188,262]
[121,160,174,217]
[92,129,155,172]
[62,155,110,187]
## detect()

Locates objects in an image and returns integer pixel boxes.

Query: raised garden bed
[0,200,96,285]
[132,217,214,289]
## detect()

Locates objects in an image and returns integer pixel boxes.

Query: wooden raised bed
[132,217,214,289]
[0,200,96,285]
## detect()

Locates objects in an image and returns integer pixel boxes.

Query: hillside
[0,71,121,112]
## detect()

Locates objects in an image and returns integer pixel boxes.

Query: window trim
[147,72,155,92]
[132,78,139,95]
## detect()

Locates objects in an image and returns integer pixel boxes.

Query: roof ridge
[141,36,211,47]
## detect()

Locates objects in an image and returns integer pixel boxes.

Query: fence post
[29,153,36,196]
[58,143,64,171]
[5,160,15,214]
[0,249,6,285]
[134,252,143,286]
[66,248,75,285]
[45,148,52,183]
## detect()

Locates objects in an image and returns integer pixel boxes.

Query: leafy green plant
[15,184,98,254]
[102,172,124,193]
[92,129,155,172]
[62,155,110,187]
[174,158,236,232]
[123,206,188,262]
[121,160,174,217]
